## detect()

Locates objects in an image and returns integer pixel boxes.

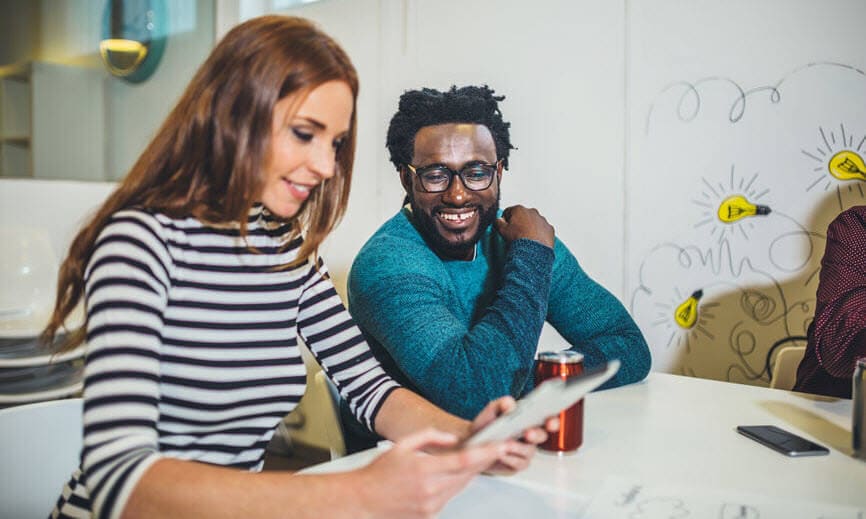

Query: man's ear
[399,166,413,193]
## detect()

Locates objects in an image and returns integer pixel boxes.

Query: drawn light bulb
[828,150,866,181]
[716,195,771,223]
[674,289,703,329]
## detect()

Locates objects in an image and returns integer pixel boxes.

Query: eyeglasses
[406,160,501,193]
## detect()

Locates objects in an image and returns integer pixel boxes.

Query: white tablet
[465,359,620,446]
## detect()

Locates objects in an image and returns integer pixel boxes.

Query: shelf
[1,137,30,146]
[0,61,103,179]
[0,73,31,141]
[0,141,31,177]
[0,62,31,82]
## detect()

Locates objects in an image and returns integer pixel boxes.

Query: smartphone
[736,425,830,457]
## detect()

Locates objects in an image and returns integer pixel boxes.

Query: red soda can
[535,350,584,452]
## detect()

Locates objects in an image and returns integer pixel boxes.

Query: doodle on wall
[630,62,866,384]
[803,124,866,210]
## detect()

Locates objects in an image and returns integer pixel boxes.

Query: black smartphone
[736,425,830,457]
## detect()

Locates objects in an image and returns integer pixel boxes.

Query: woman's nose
[309,143,336,179]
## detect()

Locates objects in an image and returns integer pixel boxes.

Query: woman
[44,15,546,519]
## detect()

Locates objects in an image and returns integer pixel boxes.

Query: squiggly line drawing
[646,62,866,135]
[727,321,771,382]
[634,241,790,323]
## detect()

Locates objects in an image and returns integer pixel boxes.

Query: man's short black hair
[386,85,515,170]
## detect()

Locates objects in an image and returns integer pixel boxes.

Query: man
[794,205,866,398]
[342,85,650,450]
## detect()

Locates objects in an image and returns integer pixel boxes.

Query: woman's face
[261,80,354,219]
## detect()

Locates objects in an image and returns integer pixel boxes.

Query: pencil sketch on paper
[585,478,864,519]
[629,61,866,385]
[630,497,690,519]
[719,503,761,519]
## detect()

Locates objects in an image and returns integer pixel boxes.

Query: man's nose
[441,173,468,205]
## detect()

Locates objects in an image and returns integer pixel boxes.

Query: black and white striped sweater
[52,206,398,519]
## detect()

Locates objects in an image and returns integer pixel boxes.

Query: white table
[304,373,866,516]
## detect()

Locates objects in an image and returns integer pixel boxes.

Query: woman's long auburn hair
[43,15,359,352]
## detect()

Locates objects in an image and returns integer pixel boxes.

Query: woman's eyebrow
[293,116,326,129]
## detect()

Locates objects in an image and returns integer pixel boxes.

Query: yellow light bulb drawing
[674,290,703,329]
[828,150,866,182]
[716,195,771,223]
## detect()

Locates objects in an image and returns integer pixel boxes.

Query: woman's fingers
[470,396,516,433]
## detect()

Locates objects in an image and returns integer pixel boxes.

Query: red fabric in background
[795,205,866,398]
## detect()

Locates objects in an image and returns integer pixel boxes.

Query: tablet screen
[465,359,620,446]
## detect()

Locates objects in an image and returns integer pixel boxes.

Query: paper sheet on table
[441,475,589,518]
[582,476,865,519]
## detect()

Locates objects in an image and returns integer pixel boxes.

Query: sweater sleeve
[349,238,553,419]
[545,238,651,389]
[296,258,400,432]
[80,212,169,519]
[809,209,866,378]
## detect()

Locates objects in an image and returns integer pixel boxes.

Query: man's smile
[437,209,478,230]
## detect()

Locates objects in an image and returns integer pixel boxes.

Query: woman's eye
[332,138,345,151]
[292,128,313,142]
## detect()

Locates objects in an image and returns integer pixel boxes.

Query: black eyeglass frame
[405,159,502,193]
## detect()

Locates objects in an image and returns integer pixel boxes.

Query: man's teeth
[439,211,476,222]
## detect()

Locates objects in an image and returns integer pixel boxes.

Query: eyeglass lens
[417,163,496,192]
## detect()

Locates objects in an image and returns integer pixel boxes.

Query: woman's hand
[468,396,560,475]
[353,428,506,519]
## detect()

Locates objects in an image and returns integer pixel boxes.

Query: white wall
[264,0,628,305]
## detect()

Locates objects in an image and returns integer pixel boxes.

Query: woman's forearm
[121,458,368,519]
[374,387,472,441]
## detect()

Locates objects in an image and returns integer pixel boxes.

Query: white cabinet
[0,61,104,180]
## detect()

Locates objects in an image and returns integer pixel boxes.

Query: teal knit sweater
[347,208,651,419]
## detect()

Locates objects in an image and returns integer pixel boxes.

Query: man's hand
[495,205,555,249]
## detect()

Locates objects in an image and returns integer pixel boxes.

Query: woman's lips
[285,179,313,201]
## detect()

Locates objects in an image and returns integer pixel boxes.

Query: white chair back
[769,345,807,390]
[0,398,82,519]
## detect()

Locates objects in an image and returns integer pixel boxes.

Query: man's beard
[408,192,500,260]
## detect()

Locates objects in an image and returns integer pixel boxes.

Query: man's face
[403,123,502,260]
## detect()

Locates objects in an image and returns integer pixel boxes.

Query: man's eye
[463,167,490,180]
[422,171,450,183]
[292,128,313,142]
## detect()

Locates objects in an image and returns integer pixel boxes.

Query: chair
[311,369,346,459]
[769,345,807,390]
[0,398,82,519]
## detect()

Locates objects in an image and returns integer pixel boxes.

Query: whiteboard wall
[626,0,866,383]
